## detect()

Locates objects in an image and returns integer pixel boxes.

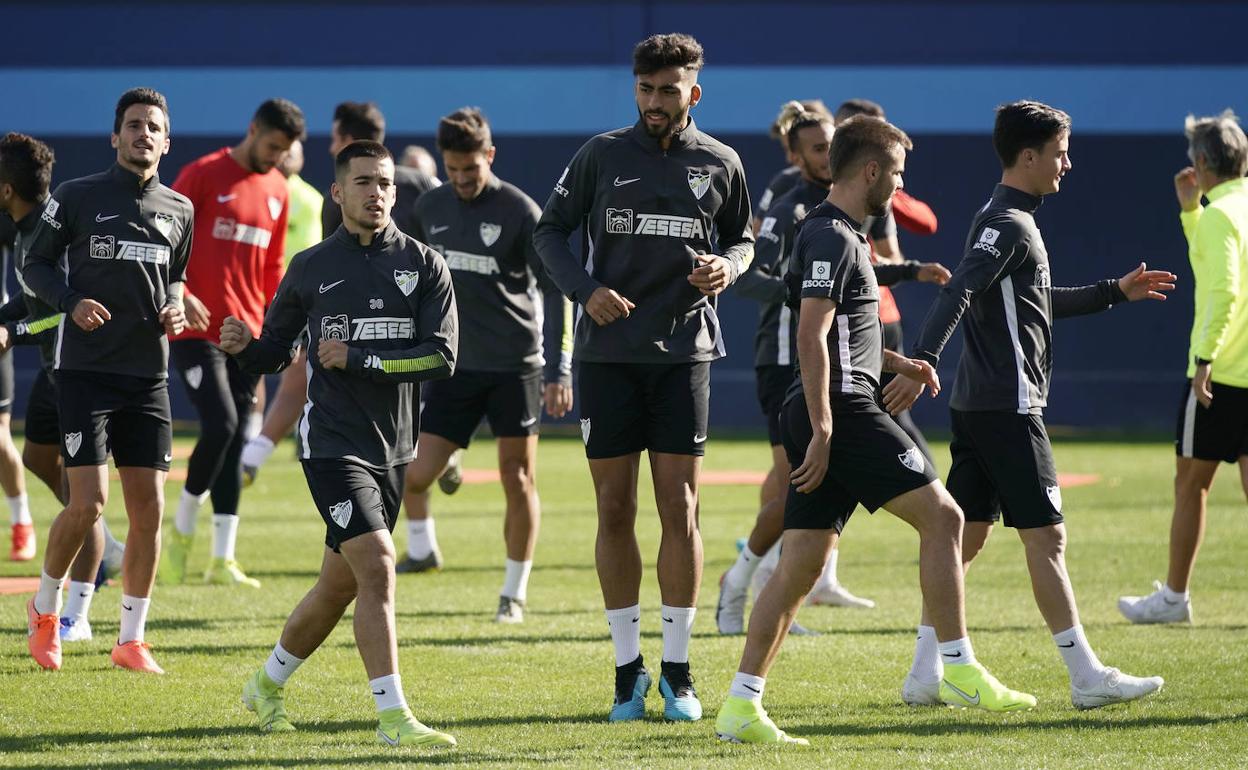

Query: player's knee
[1022,524,1065,557]
[63,498,105,527]
[498,458,533,496]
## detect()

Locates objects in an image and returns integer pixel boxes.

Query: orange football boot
[27,598,62,670]
[111,640,165,674]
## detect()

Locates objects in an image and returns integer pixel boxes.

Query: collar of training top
[807,200,864,235]
[107,162,162,192]
[332,220,401,250]
[1207,176,1248,203]
[993,183,1043,213]
[630,117,701,153]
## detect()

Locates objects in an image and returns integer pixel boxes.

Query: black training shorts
[946,409,1063,529]
[577,361,710,459]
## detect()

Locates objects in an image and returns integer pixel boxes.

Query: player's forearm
[7,313,64,347]
[532,224,601,303]
[734,260,787,303]
[873,261,921,287]
[1051,280,1126,319]
[720,241,755,285]
[164,282,185,311]
[21,259,82,314]
[910,287,969,366]
[541,290,573,384]
[233,336,297,375]
[347,343,454,384]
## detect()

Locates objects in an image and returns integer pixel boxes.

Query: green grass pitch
[1,435,1245,768]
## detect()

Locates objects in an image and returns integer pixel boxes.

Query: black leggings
[171,339,260,516]
[880,321,937,474]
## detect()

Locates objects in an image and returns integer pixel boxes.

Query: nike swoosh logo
[942,651,962,658]
[743,684,760,693]
[631,616,639,623]
[319,280,345,294]
[372,689,386,695]
[163,453,173,463]
[217,194,238,203]
[1058,641,1075,648]
[429,225,450,234]
[613,176,640,187]
[1162,597,1180,605]
[122,603,133,611]
[79,592,90,597]
[943,680,980,706]
[378,729,400,746]
[520,417,538,428]
[275,654,286,665]
[662,617,673,623]
[95,213,119,222]
[693,434,707,443]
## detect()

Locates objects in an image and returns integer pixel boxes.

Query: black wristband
[1195,357,1212,366]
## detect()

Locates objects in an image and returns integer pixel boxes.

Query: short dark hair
[333,101,386,143]
[1186,110,1248,179]
[253,98,306,141]
[786,111,835,153]
[334,140,393,178]
[835,98,885,124]
[993,100,1071,168]
[633,33,704,76]
[114,87,169,134]
[436,108,492,154]
[0,132,55,203]
[828,115,912,183]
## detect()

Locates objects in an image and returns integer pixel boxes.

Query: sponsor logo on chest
[319,313,415,342]
[212,217,273,248]
[604,208,706,239]
[88,235,170,264]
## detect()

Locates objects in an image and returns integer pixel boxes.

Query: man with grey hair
[400,144,440,183]
[1120,110,1248,624]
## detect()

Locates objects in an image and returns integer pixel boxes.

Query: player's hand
[71,298,111,332]
[585,287,635,326]
[688,254,732,296]
[917,262,951,285]
[1193,362,1213,408]
[183,293,211,332]
[218,315,253,354]
[1118,262,1177,302]
[159,305,186,336]
[1174,167,1201,212]
[543,382,573,418]
[0,325,10,353]
[318,339,350,370]
[882,359,940,415]
[791,428,831,494]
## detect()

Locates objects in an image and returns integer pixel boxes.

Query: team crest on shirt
[64,432,82,458]
[898,446,925,474]
[267,196,283,220]
[687,169,711,200]
[1046,485,1063,512]
[394,270,419,297]
[153,211,176,238]
[184,365,203,390]
[479,222,502,247]
[329,500,353,528]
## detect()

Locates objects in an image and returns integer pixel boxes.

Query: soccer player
[753,99,832,234]
[1120,111,1248,624]
[535,33,754,722]
[400,144,441,182]
[893,101,1170,708]
[715,115,1034,746]
[240,139,322,484]
[322,102,438,239]
[22,88,192,673]
[718,106,949,633]
[161,99,304,588]
[0,205,33,562]
[396,108,572,623]
[224,140,458,747]
[0,132,114,641]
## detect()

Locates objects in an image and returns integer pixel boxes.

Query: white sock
[34,571,65,615]
[118,594,150,644]
[244,410,263,441]
[909,624,941,683]
[605,604,642,666]
[406,518,436,560]
[212,514,240,560]
[729,672,766,702]
[938,636,976,666]
[62,581,95,621]
[264,641,305,686]
[724,544,762,591]
[369,673,408,712]
[241,435,276,469]
[501,558,532,602]
[8,493,31,526]
[175,489,208,537]
[1163,583,1189,602]
[660,605,696,664]
[816,547,840,588]
[1053,625,1106,689]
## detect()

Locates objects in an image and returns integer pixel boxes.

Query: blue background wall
[5,0,1247,432]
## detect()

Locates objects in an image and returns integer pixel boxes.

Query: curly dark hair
[0,132,55,202]
[632,33,704,76]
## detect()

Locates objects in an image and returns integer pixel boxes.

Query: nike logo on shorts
[163,453,173,463]
[693,434,707,443]
[319,280,346,294]
[520,416,538,428]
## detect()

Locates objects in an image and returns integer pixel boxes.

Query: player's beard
[120,144,159,173]
[866,178,894,217]
[639,106,689,140]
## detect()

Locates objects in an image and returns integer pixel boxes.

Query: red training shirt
[171,147,288,342]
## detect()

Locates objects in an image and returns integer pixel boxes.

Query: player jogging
[22,88,192,674]
[535,33,754,722]
[161,98,305,588]
[223,141,458,747]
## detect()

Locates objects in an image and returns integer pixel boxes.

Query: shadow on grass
[789,710,1248,738]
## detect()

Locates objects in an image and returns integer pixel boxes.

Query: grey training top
[412,175,570,382]
[23,164,193,379]
[911,183,1125,414]
[234,221,457,469]
[534,119,755,364]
